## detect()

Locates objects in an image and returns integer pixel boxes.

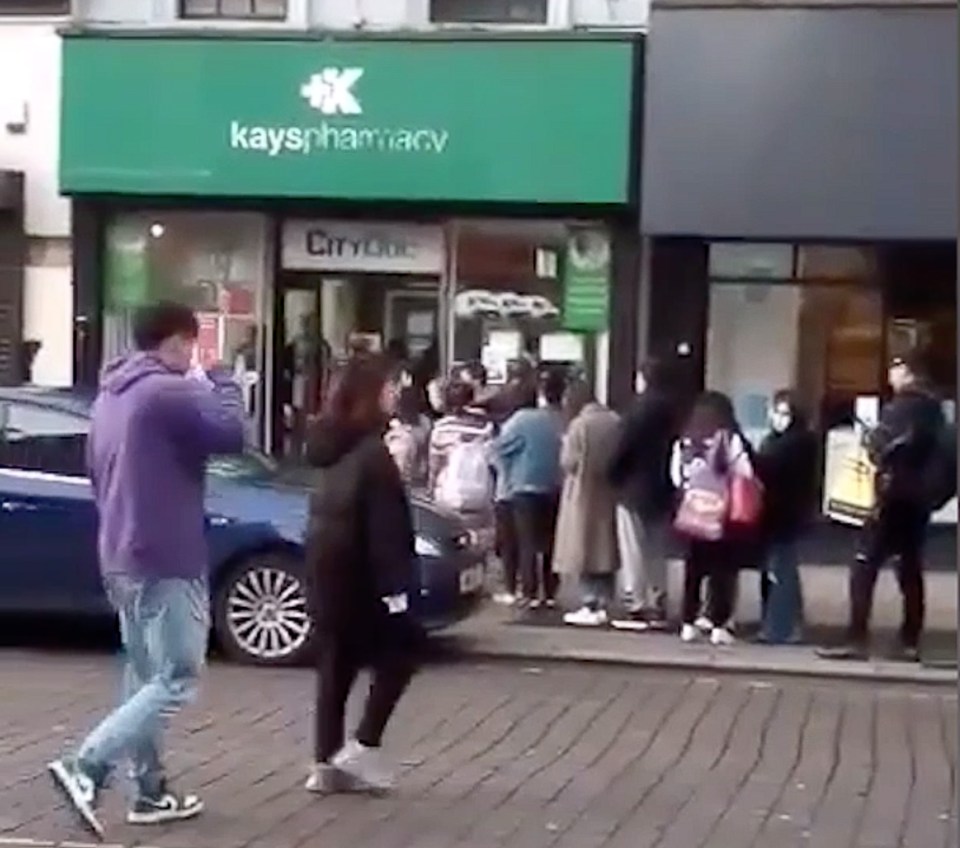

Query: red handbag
[728,474,764,528]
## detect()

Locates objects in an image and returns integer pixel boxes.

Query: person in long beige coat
[553,383,622,627]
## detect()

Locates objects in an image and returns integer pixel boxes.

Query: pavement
[0,651,956,848]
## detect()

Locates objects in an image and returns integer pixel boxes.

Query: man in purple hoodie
[48,302,245,835]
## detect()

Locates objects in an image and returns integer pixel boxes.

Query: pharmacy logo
[300,68,364,116]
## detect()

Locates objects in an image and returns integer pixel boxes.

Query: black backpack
[925,421,957,512]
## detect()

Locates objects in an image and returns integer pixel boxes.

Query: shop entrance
[271,272,440,460]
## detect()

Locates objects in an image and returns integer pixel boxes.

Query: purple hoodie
[87,352,245,580]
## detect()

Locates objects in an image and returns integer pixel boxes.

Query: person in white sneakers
[303,357,421,795]
[553,383,622,627]
[670,392,756,647]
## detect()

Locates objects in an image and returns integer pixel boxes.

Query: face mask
[770,412,792,433]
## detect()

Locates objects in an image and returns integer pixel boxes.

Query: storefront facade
[639,4,957,560]
[61,32,643,457]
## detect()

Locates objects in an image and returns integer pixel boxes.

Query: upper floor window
[0,0,68,13]
[429,0,547,24]
[180,0,286,19]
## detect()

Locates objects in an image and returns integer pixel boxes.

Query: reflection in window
[103,211,268,447]
[0,402,89,477]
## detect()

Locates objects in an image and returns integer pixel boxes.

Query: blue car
[0,387,486,666]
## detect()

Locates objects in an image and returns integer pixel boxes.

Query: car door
[0,400,103,614]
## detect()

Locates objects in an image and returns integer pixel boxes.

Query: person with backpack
[384,385,432,489]
[554,382,622,627]
[493,378,564,609]
[819,351,949,662]
[671,391,757,646]
[755,390,819,644]
[429,381,494,516]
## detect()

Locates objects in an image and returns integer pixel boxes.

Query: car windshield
[207,451,280,482]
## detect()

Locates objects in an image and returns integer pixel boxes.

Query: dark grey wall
[641,7,958,240]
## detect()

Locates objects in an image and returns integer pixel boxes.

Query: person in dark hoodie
[48,302,244,835]
[819,351,946,662]
[607,359,679,628]
[304,355,420,795]
[755,391,819,644]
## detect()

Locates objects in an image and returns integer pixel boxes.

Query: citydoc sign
[60,36,636,204]
[281,220,445,274]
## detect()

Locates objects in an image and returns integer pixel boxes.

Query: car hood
[204,476,462,545]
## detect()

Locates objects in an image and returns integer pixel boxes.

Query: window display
[450,220,608,388]
[103,211,270,444]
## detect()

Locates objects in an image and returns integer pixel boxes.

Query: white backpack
[437,440,493,512]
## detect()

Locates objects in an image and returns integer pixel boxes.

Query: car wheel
[214,552,315,666]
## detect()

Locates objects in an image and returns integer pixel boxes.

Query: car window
[0,401,90,477]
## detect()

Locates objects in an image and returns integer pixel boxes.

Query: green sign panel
[562,229,611,332]
[61,37,635,204]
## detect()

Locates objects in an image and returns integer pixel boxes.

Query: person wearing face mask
[755,391,819,644]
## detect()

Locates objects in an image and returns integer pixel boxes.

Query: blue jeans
[77,576,209,799]
[762,542,802,644]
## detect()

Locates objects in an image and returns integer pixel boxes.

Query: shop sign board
[282,220,444,274]
[60,37,635,205]
[562,229,611,332]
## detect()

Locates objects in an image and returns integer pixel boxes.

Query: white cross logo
[300,68,364,116]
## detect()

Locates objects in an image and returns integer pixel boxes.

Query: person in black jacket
[819,351,946,661]
[755,391,819,644]
[607,359,679,627]
[304,356,421,794]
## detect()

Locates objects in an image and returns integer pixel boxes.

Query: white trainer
[710,627,736,647]
[694,616,714,633]
[332,740,394,794]
[563,606,609,627]
[680,624,699,643]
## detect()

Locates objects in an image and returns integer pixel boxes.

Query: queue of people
[49,301,951,836]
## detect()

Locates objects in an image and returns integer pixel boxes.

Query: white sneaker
[694,616,714,633]
[492,592,517,606]
[332,740,394,794]
[563,606,608,627]
[305,763,354,794]
[710,627,736,647]
[680,624,699,643]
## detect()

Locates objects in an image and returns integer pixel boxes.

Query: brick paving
[0,650,955,848]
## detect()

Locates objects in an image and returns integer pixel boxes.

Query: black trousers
[849,501,929,649]
[682,540,737,626]
[512,492,560,601]
[495,500,520,595]
[314,620,418,763]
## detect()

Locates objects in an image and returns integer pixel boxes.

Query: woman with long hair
[303,355,420,795]
[670,391,755,646]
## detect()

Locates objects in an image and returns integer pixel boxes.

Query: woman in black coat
[755,390,820,643]
[304,356,421,795]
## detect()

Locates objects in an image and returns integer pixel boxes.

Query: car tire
[214,551,316,667]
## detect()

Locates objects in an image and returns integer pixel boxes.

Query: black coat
[866,387,945,506]
[756,423,819,543]
[304,419,416,639]
[607,390,678,521]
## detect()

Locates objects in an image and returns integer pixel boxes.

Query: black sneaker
[47,758,103,838]
[127,787,204,825]
[816,644,869,661]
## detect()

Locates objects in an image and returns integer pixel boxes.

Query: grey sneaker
[47,758,103,838]
[127,786,203,825]
[305,763,357,794]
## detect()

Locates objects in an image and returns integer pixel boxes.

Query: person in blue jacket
[493,372,565,608]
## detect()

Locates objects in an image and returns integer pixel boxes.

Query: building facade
[0,4,73,388]
[639,1,957,559]
[61,2,648,458]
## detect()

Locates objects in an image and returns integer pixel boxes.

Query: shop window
[450,220,609,398]
[0,1,68,13]
[103,211,270,447]
[180,0,286,19]
[429,0,547,24]
[708,242,794,280]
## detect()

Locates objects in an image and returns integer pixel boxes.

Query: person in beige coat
[553,383,622,627]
